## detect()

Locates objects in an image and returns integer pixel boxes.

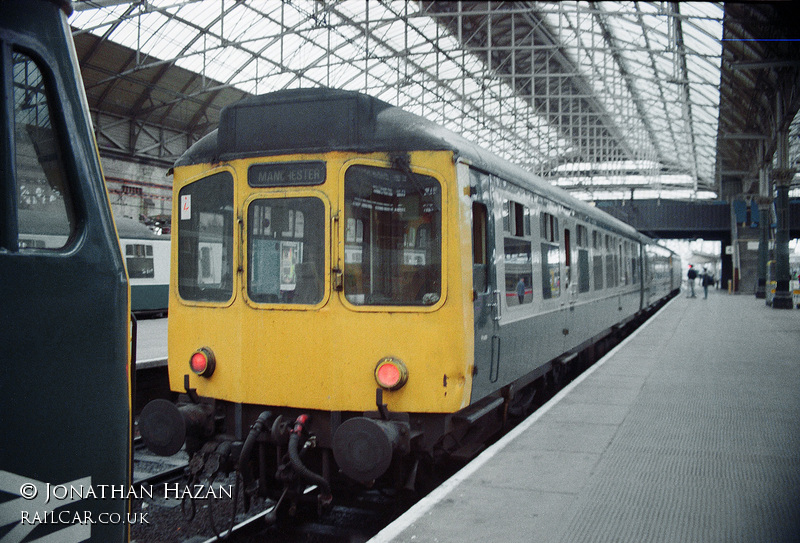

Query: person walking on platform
[701,268,713,299]
[687,264,697,298]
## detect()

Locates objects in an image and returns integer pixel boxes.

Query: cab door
[467,167,500,400]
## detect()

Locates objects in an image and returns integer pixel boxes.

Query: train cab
[0,2,131,541]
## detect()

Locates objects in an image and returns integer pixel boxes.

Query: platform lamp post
[771,166,795,309]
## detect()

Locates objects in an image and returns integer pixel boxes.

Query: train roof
[175,88,662,247]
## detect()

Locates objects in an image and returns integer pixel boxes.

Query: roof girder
[69,1,798,201]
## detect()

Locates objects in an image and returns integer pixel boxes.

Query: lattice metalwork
[68,1,748,201]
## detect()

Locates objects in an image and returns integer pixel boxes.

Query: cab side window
[3,49,74,251]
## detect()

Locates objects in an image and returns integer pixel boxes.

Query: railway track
[131,436,413,543]
[133,441,189,486]
[128,301,661,542]
[197,488,407,543]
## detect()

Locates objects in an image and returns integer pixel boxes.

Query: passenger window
[11,51,74,250]
[247,197,325,305]
[540,212,560,299]
[540,212,559,243]
[177,172,234,302]
[126,244,155,278]
[504,200,532,306]
[592,231,604,290]
[622,242,630,285]
[577,225,590,293]
[605,235,617,288]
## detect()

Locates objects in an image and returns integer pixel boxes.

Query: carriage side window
[540,211,559,243]
[344,164,441,306]
[8,51,74,251]
[605,235,617,288]
[631,243,640,284]
[622,242,631,285]
[504,200,532,306]
[592,230,604,290]
[177,172,234,302]
[577,225,590,293]
[540,211,561,299]
[126,244,155,278]
[247,197,324,305]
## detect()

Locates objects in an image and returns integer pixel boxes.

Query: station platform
[372,291,800,542]
[134,316,168,369]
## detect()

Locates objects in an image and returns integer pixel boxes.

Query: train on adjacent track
[140,88,680,517]
[117,217,170,317]
[1,1,131,542]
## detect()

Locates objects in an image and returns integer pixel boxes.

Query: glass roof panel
[69,0,731,200]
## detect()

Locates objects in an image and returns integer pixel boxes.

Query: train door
[0,3,131,541]
[467,167,500,400]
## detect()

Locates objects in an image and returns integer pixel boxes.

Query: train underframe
[141,387,505,517]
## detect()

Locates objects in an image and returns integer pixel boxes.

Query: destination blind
[248,161,326,187]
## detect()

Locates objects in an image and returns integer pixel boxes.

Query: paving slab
[373,292,800,543]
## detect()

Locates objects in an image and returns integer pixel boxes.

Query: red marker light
[374,358,408,391]
[190,347,216,377]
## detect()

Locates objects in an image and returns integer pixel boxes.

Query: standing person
[701,268,713,299]
[516,277,526,304]
[687,264,697,298]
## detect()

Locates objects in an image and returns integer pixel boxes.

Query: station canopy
[70,1,799,202]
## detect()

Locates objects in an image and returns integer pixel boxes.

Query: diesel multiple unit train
[139,89,681,514]
[1,1,132,542]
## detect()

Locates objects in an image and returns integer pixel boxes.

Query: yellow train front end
[137,90,484,508]
[169,150,474,416]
